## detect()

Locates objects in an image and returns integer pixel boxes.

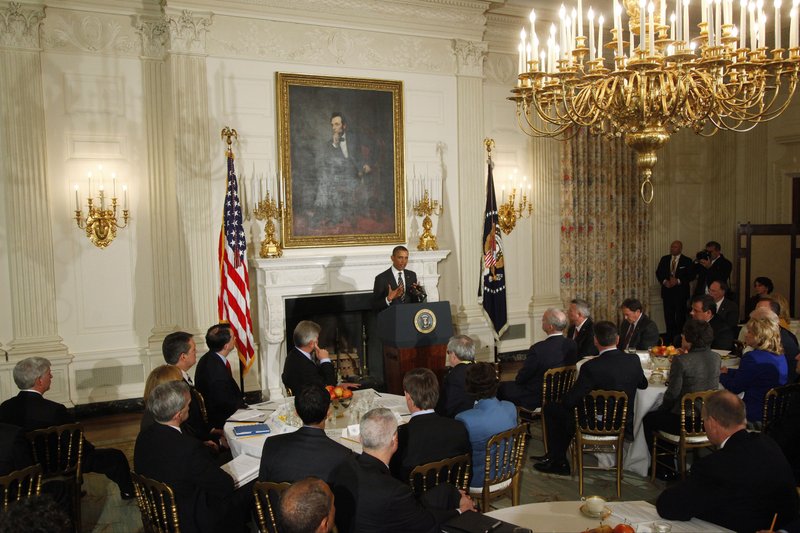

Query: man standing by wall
[656,240,692,343]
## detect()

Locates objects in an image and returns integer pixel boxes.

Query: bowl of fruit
[649,345,678,371]
[326,385,354,414]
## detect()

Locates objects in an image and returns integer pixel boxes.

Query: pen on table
[238,434,267,440]
[769,512,778,532]
[483,520,502,533]
[373,390,382,398]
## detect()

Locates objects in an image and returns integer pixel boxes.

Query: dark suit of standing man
[534,321,647,475]
[0,357,134,498]
[656,240,693,342]
[259,385,352,484]
[693,240,733,296]
[282,320,337,396]
[617,298,661,351]
[372,246,425,312]
[195,323,246,428]
[566,299,598,358]
[498,308,578,410]
[435,335,476,417]
[135,381,251,533]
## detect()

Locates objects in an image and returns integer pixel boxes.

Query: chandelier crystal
[509,0,800,202]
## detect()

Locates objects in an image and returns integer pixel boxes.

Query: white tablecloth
[224,389,409,458]
[485,500,733,532]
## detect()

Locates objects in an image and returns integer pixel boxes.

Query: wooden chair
[650,390,716,482]
[131,471,181,533]
[0,464,42,512]
[469,424,528,511]
[572,390,628,498]
[190,388,209,425]
[408,453,471,497]
[763,383,800,432]
[26,423,84,533]
[253,480,291,533]
[517,365,577,452]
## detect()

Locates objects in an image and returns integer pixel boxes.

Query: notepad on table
[220,453,260,488]
[233,423,271,437]
[227,409,268,423]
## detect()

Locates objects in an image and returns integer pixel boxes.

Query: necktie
[623,324,634,349]
[225,359,232,377]
[398,272,405,303]
[186,375,193,386]
[670,255,677,276]
[573,327,578,340]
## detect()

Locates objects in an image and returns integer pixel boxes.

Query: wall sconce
[497,171,532,235]
[73,166,130,249]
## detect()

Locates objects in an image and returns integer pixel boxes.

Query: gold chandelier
[509,0,800,202]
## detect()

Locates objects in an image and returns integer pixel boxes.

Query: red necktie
[225,359,232,377]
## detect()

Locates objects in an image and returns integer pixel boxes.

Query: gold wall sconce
[497,169,532,235]
[73,166,130,249]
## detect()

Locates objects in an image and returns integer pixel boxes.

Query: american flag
[478,158,508,340]
[218,154,256,374]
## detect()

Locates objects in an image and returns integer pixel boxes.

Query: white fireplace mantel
[253,248,450,398]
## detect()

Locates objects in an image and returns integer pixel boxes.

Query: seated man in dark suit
[259,384,352,484]
[194,323,246,428]
[657,390,799,532]
[567,298,598,358]
[708,280,739,330]
[279,477,336,533]
[758,297,800,383]
[134,381,252,533]
[372,245,425,312]
[764,347,800,484]
[534,321,647,476]
[435,335,475,417]
[282,320,337,396]
[0,357,134,499]
[498,308,577,409]
[617,298,660,351]
[390,368,470,483]
[332,408,474,533]
[688,294,734,351]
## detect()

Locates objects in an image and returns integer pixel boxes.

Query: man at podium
[372,246,426,312]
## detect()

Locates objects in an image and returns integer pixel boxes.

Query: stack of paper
[220,453,261,488]
[228,409,268,423]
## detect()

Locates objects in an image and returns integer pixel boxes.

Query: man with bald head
[498,308,577,410]
[656,240,693,342]
[279,477,335,533]
[656,390,798,532]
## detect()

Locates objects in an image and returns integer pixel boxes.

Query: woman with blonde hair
[720,310,788,424]
[140,365,184,431]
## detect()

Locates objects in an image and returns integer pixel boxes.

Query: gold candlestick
[412,188,442,251]
[253,190,283,258]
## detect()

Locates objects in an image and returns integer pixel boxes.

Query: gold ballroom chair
[253,480,292,533]
[0,464,42,511]
[408,453,471,497]
[469,424,528,511]
[131,471,181,533]
[763,383,800,432]
[517,365,578,452]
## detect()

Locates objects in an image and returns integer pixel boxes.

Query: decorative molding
[0,2,45,50]
[41,9,138,55]
[136,15,169,59]
[484,52,517,86]
[452,39,487,77]
[166,9,212,55]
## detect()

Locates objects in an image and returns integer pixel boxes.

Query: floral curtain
[559,128,651,323]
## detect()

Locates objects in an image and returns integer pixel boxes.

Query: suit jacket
[455,398,518,488]
[708,315,735,351]
[0,423,33,476]
[185,382,215,439]
[281,347,336,396]
[435,362,474,418]
[567,318,598,358]
[500,335,578,409]
[693,254,733,296]
[765,379,800,484]
[720,349,788,422]
[781,327,800,383]
[659,349,721,415]
[714,298,739,330]
[321,132,372,181]
[656,254,693,300]
[0,390,71,431]
[134,423,235,533]
[332,452,457,533]
[617,314,660,351]
[372,267,421,312]
[563,349,648,428]
[194,351,244,428]
[389,412,471,483]
[656,429,799,532]
[258,426,352,484]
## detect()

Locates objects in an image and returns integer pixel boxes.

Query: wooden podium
[377,301,453,394]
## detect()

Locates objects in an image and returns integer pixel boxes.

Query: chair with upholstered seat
[763,383,800,432]
[253,480,292,533]
[408,453,471,497]
[0,464,42,512]
[131,471,181,533]
[650,390,716,482]
[517,365,577,452]
[572,390,628,498]
[26,423,84,533]
[469,424,527,511]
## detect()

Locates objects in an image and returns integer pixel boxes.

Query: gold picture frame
[276,73,405,248]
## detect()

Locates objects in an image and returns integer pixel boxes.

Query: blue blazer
[455,398,517,488]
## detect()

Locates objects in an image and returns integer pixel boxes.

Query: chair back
[190,388,209,425]
[680,390,716,437]
[0,464,42,512]
[409,453,471,497]
[253,480,291,533]
[26,423,84,482]
[131,471,181,533]
[542,365,577,407]
[472,424,527,510]
[763,383,800,431]
[575,390,628,436]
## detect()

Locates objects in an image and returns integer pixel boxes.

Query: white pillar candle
[703,0,708,23]
[649,2,656,54]
[661,0,667,29]
[716,0,722,45]
[676,0,682,39]
[740,0,748,47]
[775,0,782,48]
[671,11,677,38]
[708,1,715,44]
[123,186,128,210]
[640,0,648,51]
[750,2,757,48]
[578,0,584,36]
[684,0,691,43]
[791,6,797,48]
[598,14,605,61]
[530,10,538,61]
[588,8,596,59]
[74,185,79,211]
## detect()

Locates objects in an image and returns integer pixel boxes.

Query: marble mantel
[253,248,450,398]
